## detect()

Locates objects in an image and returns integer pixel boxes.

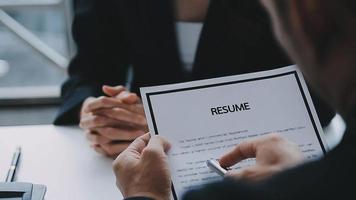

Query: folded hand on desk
[79,85,148,158]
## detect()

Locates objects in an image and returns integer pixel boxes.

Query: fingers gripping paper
[140,66,328,200]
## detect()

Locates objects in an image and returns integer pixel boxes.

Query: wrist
[124,197,155,200]
[126,192,169,200]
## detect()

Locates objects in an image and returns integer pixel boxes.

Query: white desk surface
[0,125,123,200]
[0,117,346,200]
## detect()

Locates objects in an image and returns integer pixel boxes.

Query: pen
[206,159,229,177]
[6,146,21,182]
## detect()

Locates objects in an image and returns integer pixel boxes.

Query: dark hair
[270,0,355,58]
[327,0,356,17]
[316,0,356,58]
[270,0,292,33]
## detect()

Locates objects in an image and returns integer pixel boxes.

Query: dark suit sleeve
[183,156,345,200]
[124,197,154,200]
[54,0,130,125]
[183,179,269,200]
[184,127,356,200]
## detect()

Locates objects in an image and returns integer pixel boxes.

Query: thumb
[146,135,171,154]
[126,133,151,154]
[102,85,126,97]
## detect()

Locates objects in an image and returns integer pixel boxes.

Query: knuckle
[113,155,131,173]
[79,118,88,128]
[106,128,120,136]
[267,133,283,143]
[113,156,124,171]
[106,129,123,140]
[84,97,94,105]
[104,144,114,153]
[224,154,236,165]
[107,127,118,133]
[142,147,161,158]
[92,116,102,124]
[91,135,100,143]
[137,116,147,125]
[114,108,124,115]
[116,85,125,91]
[98,96,109,104]
[134,130,146,137]
[93,146,105,154]
[84,100,95,109]
[108,151,118,158]
[100,128,110,136]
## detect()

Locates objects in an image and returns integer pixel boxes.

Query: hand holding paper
[113,133,172,200]
[139,66,328,200]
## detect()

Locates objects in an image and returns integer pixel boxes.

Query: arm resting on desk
[54,0,130,125]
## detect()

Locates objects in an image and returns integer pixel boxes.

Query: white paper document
[140,66,328,200]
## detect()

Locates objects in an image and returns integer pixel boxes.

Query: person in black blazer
[112,0,356,199]
[54,0,334,157]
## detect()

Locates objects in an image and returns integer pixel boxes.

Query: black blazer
[184,112,356,200]
[54,0,333,125]
[122,113,356,200]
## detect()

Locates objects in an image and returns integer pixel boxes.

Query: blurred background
[0,0,346,150]
[0,0,74,125]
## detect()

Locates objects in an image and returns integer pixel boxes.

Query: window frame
[0,0,74,104]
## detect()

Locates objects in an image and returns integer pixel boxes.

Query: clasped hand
[80,85,148,158]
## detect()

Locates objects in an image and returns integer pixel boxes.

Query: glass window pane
[0,7,69,97]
